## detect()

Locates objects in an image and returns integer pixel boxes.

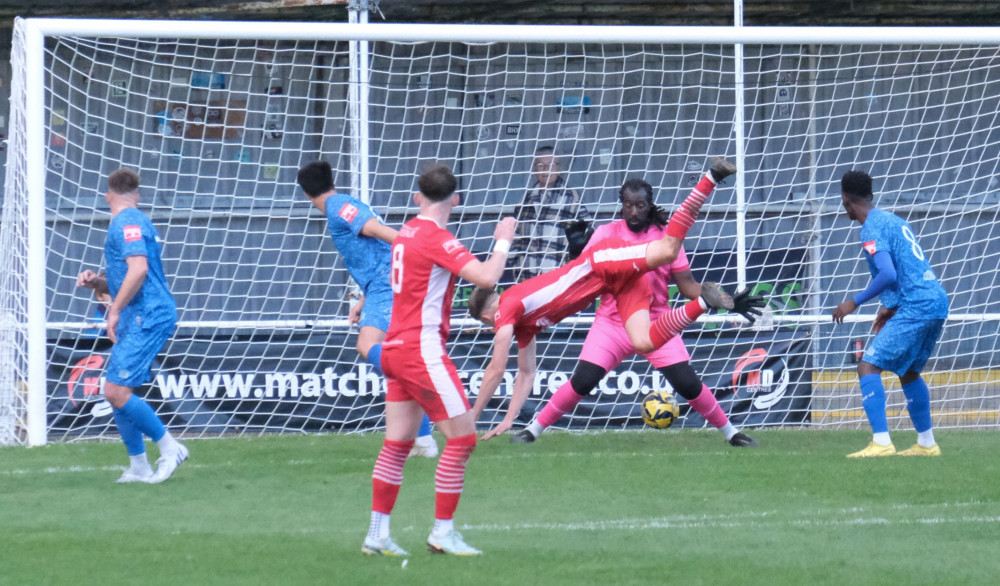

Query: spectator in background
[508,146,592,281]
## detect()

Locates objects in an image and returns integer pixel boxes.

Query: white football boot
[427,530,482,556]
[148,442,189,484]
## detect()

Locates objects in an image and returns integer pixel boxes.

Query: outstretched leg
[512,361,607,443]
[659,362,758,447]
[645,158,736,270]
[626,282,734,354]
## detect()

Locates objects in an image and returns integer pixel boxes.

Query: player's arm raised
[458,217,517,288]
[482,337,537,440]
[471,323,514,423]
[359,217,398,245]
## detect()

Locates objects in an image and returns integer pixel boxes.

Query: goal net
[3,19,1000,445]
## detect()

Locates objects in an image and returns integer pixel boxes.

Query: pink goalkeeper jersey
[585,220,690,324]
[385,216,477,345]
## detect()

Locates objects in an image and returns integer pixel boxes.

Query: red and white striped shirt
[385,216,477,345]
[495,237,651,348]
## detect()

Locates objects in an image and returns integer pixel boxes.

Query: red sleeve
[427,228,477,274]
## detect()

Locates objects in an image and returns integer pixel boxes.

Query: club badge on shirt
[123,225,142,242]
[862,240,877,255]
[338,203,359,223]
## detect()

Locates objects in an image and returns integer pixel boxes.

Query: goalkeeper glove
[731,287,766,323]
[563,220,594,260]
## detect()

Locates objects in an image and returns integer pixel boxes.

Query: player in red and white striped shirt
[362,163,516,557]
[468,157,763,440]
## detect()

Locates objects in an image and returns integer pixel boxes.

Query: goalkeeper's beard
[625,216,651,233]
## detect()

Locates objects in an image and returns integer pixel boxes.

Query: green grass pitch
[3,429,1000,585]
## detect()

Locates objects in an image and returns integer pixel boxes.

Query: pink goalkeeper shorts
[579,313,690,371]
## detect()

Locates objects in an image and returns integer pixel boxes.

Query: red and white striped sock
[665,173,717,240]
[371,438,413,516]
[434,433,477,521]
[649,298,706,349]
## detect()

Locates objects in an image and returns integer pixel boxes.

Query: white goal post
[3,18,1000,446]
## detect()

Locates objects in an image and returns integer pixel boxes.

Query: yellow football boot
[847,441,896,458]
[897,443,941,457]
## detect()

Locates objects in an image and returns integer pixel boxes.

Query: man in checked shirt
[508,146,592,281]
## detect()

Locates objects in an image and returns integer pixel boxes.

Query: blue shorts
[863,316,944,376]
[105,326,173,387]
[359,284,393,332]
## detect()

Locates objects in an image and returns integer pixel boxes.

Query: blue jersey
[324,193,392,295]
[858,208,948,319]
[104,208,177,331]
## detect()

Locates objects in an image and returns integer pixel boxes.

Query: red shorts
[587,240,652,322]
[381,336,470,422]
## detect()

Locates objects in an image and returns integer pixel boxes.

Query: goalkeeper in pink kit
[469,158,764,442]
[505,175,761,445]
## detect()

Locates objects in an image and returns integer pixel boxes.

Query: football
[640,391,680,429]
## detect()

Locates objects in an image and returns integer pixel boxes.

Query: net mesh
[3,22,1000,444]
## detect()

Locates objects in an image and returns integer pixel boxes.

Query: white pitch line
[461,513,1000,533]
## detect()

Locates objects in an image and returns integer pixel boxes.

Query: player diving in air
[468,157,765,441]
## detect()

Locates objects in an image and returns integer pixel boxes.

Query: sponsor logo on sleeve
[442,238,463,255]
[338,203,359,222]
[862,240,877,255]
[123,225,142,242]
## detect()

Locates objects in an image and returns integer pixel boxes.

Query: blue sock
[902,377,933,433]
[859,373,889,434]
[366,343,383,376]
[417,414,432,439]
[118,395,167,442]
[112,406,145,456]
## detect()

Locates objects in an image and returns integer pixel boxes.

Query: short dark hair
[467,287,498,321]
[841,170,874,201]
[107,168,140,195]
[418,163,458,202]
[297,161,336,198]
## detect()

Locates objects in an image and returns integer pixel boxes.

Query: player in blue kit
[297,161,438,458]
[832,170,949,458]
[76,168,188,483]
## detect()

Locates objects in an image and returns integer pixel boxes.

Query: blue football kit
[324,193,393,332]
[857,208,948,375]
[104,207,177,386]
